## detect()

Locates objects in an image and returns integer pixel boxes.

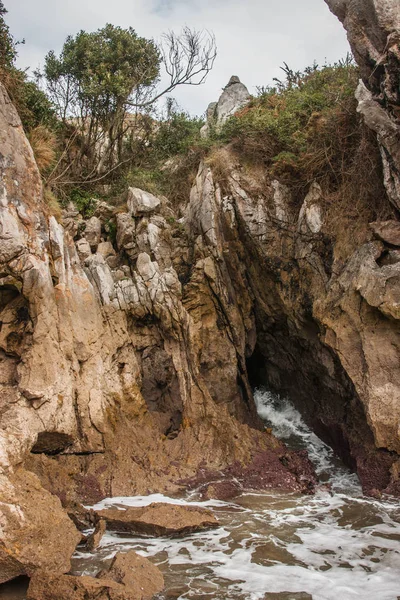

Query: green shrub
[218,59,359,173]
[152,109,204,159]
[69,189,98,218]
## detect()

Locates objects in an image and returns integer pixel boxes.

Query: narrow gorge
[1,0,400,598]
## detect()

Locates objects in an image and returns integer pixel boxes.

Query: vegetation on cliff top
[0,3,391,242]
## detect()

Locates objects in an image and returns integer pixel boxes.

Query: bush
[68,189,97,218]
[152,109,204,159]
[218,58,360,182]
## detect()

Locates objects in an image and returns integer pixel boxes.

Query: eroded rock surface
[2,0,400,581]
[28,550,164,600]
[98,550,165,598]
[95,502,218,536]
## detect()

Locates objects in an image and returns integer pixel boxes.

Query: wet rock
[98,550,164,599]
[127,187,161,216]
[27,573,131,600]
[95,502,219,536]
[84,519,106,551]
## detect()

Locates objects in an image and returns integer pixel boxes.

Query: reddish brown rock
[84,519,106,551]
[27,551,164,600]
[96,502,219,536]
[98,550,164,599]
[27,573,132,600]
[0,469,81,584]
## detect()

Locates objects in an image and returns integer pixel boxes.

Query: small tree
[43,24,216,181]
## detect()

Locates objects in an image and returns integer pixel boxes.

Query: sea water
[71,390,400,600]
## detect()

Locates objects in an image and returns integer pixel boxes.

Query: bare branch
[127,28,216,109]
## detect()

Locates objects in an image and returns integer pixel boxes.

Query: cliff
[1,0,400,584]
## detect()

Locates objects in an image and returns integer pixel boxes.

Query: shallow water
[71,390,400,600]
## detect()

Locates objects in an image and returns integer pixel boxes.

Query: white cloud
[7,0,350,115]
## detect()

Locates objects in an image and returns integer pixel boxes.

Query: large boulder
[127,187,161,216]
[0,470,81,584]
[27,573,132,600]
[95,502,219,536]
[98,550,164,599]
[27,550,164,600]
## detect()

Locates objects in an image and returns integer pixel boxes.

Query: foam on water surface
[74,390,400,600]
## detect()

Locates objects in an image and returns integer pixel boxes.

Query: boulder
[27,573,132,600]
[95,502,218,536]
[84,519,106,551]
[27,550,164,600]
[0,469,81,584]
[75,238,92,261]
[127,187,161,217]
[201,76,251,136]
[98,550,164,599]
[85,216,102,249]
[370,220,400,246]
[97,240,118,269]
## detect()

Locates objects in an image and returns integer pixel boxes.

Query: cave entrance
[245,333,397,495]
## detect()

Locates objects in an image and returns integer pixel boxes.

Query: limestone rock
[76,238,92,261]
[127,187,161,216]
[298,182,323,234]
[95,502,219,536]
[216,75,251,127]
[201,76,251,136]
[85,216,102,249]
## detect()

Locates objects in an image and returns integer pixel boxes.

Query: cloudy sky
[7,0,350,116]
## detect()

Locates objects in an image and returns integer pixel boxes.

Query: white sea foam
[78,390,400,599]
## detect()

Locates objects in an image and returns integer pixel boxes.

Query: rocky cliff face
[2,0,400,584]
[324,0,400,210]
[0,83,316,581]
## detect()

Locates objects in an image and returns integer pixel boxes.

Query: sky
[7,0,350,116]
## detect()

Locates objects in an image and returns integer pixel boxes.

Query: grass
[28,125,57,174]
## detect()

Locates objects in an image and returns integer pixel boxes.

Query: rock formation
[201,75,251,137]
[324,0,400,210]
[28,550,164,600]
[95,502,219,536]
[0,81,315,583]
[1,0,400,589]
